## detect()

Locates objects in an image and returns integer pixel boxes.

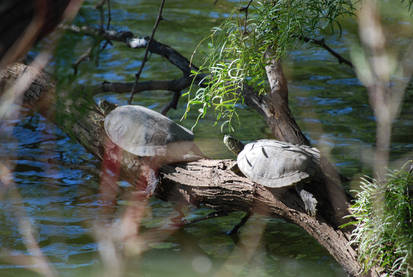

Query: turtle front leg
[145,166,159,196]
[295,185,318,216]
[136,163,159,197]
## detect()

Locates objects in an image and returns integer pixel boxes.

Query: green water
[1,0,412,276]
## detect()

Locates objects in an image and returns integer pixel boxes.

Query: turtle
[103,104,203,195]
[223,135,320,216]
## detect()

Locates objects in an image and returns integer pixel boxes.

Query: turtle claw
[299,189,318,216]
[135,165,159,197]
[145,167,159,196]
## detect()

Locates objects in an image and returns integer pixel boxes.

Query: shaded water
[1,0,413,276]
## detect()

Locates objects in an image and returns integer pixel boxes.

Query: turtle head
[223,135,245,155]
[98,99,118,115]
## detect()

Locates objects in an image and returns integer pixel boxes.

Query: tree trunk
[243,54,351,228]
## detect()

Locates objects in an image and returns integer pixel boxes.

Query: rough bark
[0,63,382,276]
[158,160,362,276]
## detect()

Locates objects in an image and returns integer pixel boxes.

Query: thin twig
[100,0,112,52]
[239,0,253,34]
[96,0,106,31]
[240,0,254,20]
[106,0,112,30]
[300,36,353,68]
[72,46,93,75]
[73,0,112,75]
[128,0,166,104]
[96,0,112,61]
[160,91,181,115]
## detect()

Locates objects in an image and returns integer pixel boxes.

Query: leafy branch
[185,0,354,132]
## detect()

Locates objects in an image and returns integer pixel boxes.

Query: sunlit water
[1,0,412,276]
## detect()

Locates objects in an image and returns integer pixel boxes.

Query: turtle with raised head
[103,104,203,195]
[224,135,320,216]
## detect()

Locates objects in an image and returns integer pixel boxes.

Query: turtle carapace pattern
[225,136,320,216]
[237,139,320,188]
[104,105,203,194]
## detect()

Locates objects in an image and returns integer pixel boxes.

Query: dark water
[1,0,412,276]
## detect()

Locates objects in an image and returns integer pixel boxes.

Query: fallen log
[0,63,381,276]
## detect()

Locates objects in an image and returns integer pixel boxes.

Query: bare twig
[106,0,112,30]
[128,0,166,104]
[95,0,111,30]
[97,0,112,52]
[72,46,94,75]
[61,24,130,40]
[239,0,254,33]
[300,36,354,68]
[96,0,106,30]
[71,0,112,74]
[239,0,254,20]
[128,36,197,74]
[62,25,198,74]
[161,91,181,115]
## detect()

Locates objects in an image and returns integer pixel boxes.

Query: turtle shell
[237,139,320,188]
[104,105,197,162]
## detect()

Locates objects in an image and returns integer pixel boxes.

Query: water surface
[1,1,412,276]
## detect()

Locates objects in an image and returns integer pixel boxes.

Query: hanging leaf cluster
[185,0,354,131]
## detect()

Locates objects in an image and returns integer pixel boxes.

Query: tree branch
[160,91,181,115]
[61,24,197,75]
[72,46,94,75]
[95,73,207,95]
[299,36,353,68]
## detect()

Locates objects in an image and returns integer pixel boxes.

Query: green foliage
[348,163,413,276]
[185,0,354,131]
[400,0,413,10]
